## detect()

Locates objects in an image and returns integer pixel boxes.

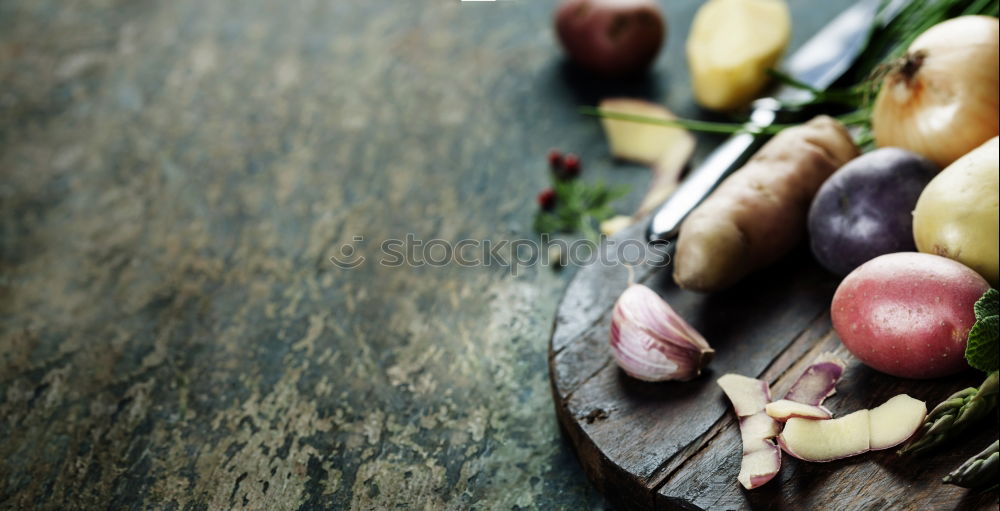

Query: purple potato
[808,148,938,276]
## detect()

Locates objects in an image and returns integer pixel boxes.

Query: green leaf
[966,289,999,373]
[974,288,998,320]
[966,317,998,373]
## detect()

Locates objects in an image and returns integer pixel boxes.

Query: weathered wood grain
[0,0,904,508]
[3,1,623,509]
[550,227,1000,510]
[656,335,999,511]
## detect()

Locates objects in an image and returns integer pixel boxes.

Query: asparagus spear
[943,440,999,489]
[898,371,998,456]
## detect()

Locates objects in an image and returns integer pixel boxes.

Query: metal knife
[647,0,906,243]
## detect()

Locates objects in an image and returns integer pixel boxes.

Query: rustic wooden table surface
[1,0,851,509]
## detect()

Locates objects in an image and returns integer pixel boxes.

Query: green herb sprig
[578,106,792,136]
[533,178,628,243]
[532,153,629,243]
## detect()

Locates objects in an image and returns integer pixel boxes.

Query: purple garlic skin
[609,284,714,382]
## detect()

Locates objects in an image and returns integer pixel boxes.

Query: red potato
[832,252,990,379]
[554,0,665,76]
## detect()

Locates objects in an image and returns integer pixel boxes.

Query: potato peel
[778,394,926,462]
[597,98,696,235]
[783,353,845,406]
[765,399,833,422]
[718,374,781,489]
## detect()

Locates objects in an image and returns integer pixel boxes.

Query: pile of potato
[553,0,999,380]
[671,118,997,379]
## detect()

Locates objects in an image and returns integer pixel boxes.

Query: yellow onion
[872,15,1000,169]
[609,283,714,381]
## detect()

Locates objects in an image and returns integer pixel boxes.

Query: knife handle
[646,98,785,243]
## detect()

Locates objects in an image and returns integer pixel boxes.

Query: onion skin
[872,16,1000,169]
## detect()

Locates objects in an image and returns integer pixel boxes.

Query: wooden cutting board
[548,220,999,511]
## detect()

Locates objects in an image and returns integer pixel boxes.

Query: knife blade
[647,0,903,243]
[780,0,881,99]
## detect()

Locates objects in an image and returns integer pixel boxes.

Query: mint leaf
[974,288,998,320]
[966,289,999,373]
[966,317,998,373]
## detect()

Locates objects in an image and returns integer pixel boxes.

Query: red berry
[537,188,556,210]
[547,149,564,170]
[563,153,581,177]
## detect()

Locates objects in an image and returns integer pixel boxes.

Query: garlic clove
[609,284,715,382]
[616,284,711,349]
[610,315,681,381]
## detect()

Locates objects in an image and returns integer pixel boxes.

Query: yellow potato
[686,0,790,112]
[913,136,1000,286]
